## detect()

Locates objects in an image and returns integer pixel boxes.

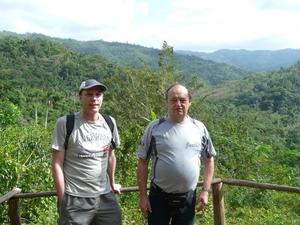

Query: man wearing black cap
[51,79,122,225]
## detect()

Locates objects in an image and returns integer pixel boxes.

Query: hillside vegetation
[199,61,300,151]
[0,35,300,224]
[0,31,254,85]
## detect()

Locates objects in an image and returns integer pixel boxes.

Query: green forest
[1,35,300,224]
[0,31,254,86]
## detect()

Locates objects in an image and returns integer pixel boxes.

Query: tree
[0,101,21,129]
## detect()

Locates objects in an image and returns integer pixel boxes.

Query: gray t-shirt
[136,116,216,193]
[51,112,120,198]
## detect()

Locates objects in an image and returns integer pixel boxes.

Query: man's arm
[137,158,152,217]
[196,157,215,211]
[52,149,65,204]
[107,148,121,194]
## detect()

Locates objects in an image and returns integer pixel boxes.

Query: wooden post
[8,198,21,225]
[212,182,225,225]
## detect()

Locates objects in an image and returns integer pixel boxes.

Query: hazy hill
[176,49,300,72]
[3,30,300,85]
[200,60,300,111]
[0,31,253,85]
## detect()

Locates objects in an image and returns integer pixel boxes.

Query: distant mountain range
[175,49,300,72]
[1,30,300,84]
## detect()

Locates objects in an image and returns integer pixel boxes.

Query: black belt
[151,182,193,196]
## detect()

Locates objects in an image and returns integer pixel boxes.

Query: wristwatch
[202,187,211,193]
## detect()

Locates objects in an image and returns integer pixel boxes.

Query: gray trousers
[57,191,122,225]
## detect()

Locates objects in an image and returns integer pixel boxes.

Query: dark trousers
[148,183,196,225]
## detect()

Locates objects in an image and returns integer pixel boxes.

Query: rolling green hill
[0,30,253,85]
[198,60,300,151]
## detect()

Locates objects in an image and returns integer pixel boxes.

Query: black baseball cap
[79,79,107,93]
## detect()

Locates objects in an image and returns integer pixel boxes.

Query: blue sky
[1,0,300,52]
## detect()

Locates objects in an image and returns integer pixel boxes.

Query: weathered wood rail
[2,178,300,225]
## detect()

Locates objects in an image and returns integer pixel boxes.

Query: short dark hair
[165,83,192,101]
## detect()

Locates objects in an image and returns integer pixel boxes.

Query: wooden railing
[2,178,300,225]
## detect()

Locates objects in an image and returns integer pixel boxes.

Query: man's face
[79,86,103,115]
[166,85,191,122]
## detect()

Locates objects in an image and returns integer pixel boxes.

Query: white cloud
[156,0,300,51]
[0,0,300,51]
[137,1,149,15]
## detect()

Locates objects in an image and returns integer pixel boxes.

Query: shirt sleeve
[51,116,67,152]
[136,120,158,159]
[201,126,217,158]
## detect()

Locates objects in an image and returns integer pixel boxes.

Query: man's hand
[139,196,152,217]
[112,183,122,195]
[195,191,209,211]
